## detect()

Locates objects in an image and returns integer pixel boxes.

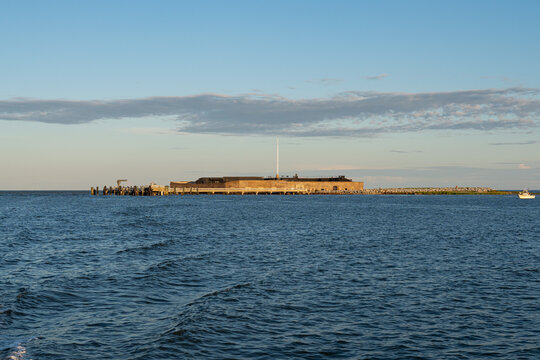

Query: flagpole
[276,137,279,179]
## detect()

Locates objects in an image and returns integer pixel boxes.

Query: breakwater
[362,187,503,195]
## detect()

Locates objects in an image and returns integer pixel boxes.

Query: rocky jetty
[362,187,495,195]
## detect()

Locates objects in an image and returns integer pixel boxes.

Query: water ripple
[0,193,539,359]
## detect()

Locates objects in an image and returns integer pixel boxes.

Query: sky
[1,0,539,189]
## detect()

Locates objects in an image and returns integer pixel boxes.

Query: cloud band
[1,88,538,137]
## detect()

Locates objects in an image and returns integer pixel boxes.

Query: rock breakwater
[363,187,498,195]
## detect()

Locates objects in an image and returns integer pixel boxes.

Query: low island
[89,176,514,196]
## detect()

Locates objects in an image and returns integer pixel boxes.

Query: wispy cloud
[364,73,389,80]
[314,165,367,171]
[496,162,535,170]
[480,75,519,84]
[121,127,179,135]
[490,140,537,146]
[1,87,539,137]
[308,78,344,86]
[390,150,424,154]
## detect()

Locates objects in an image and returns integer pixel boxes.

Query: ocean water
[1,192,539,359]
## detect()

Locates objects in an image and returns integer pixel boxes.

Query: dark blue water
[1,192,539,359]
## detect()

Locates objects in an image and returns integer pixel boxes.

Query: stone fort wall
[170,179,364,192]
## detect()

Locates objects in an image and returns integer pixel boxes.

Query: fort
[90,175,364,196]
[171,175,364,194]
[89,140,365,195]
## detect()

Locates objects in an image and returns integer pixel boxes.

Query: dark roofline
[194,175,353,184]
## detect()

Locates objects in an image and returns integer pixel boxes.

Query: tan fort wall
[170,179,363,192]
[225,180,363,192]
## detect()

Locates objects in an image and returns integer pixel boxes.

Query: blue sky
[1,0,539,189]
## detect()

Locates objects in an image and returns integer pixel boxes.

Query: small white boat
[518,189,535,199]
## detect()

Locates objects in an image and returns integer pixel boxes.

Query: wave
[116,238,176,254]
[510,267,539,278]
[163,282,253,337]
[197,282,252,301]
[0,289,28,324]
[143,252,213,273]
[1,337,36,360]
[8,287,84,316]
[4,345,27,360]
[0,308,13,316]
